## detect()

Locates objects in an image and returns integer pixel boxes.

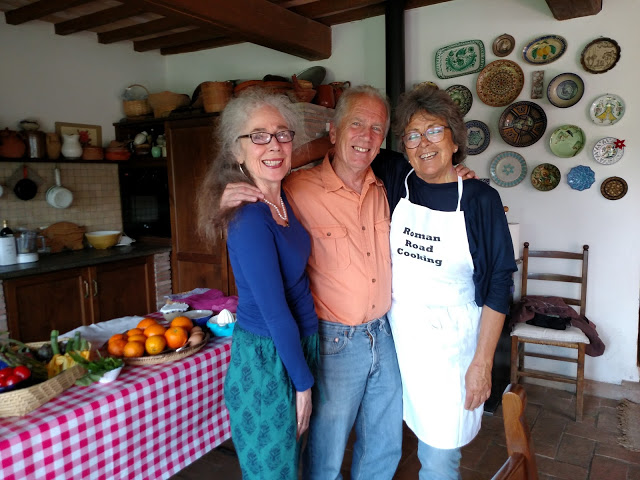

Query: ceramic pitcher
[61,134,82,159]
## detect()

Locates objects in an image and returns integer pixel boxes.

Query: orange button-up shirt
[284,154,392,325]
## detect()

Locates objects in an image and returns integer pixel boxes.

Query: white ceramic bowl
[98,366,123,384]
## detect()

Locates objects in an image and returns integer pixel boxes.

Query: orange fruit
[170,316,194,332]
[144,323,167,337]
[107,338,127,357]
[137,318,158,330]
[123,341,145,358]
[127,334,147,344]
[127,328,144,337]
[165,326,188,349]
[108,333,126,345]
[145,335,167,355]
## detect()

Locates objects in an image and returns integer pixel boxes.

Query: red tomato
[0,367,14,381]
[13,366,31,380]
[3,375,21,387]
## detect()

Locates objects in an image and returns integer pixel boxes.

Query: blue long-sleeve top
[372,149,517,314]
[227,192,318,391]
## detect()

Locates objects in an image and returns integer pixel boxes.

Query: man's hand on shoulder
[220,183,264,209]
[454,163,478,180]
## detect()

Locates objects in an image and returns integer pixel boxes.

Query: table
[0,334,232,480]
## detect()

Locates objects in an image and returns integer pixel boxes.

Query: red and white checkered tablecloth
[0,335,232,480]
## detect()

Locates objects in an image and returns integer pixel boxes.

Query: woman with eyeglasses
[371,85,517,480]
[196,89,318,479]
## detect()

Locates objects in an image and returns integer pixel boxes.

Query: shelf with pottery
[0,156,124,164]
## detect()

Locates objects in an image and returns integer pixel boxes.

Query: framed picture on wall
[55,122,102,147]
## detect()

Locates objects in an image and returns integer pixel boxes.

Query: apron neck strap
[403,169,464,212]
[455,176,463,212]
[403,168,414,199]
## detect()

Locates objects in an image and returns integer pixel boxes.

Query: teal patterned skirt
[224,325,319,479]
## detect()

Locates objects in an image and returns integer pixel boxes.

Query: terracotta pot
[316,85,335,109]
[0,128,26,158]
[46,133,61,160]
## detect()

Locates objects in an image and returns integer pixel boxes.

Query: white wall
[0,17,166,144]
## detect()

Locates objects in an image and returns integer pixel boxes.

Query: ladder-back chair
[510,242,590,421]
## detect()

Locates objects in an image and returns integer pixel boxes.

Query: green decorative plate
[435,40,485,80]
[531,163,561,191]
[549,125,586,158]
[445,84,473,116]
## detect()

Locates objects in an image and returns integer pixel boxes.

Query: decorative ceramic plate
[590,93,625,126]
[593,137,625,165]
[446,85,473,116]
[476,60,524,107]
[498,101,547,147]
[493,34,515,57]
[522,34,567,65]
[547,73,584,108]
[435,40,486,79]
[465,120,490,155]
[567,165,595,191]
[581,37,621,74]
[531,163,561,191]
[549,125,586,158]
[490,151,527,187]
[600,176,628,200]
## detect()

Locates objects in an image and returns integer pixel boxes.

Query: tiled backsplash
[0,162,122,232]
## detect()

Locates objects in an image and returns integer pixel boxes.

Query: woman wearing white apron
[372,86,517,480]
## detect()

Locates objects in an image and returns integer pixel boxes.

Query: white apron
[388,171,483,449]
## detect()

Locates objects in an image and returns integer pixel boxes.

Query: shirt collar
[320,152,383,193]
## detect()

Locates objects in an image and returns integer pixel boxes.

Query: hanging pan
[13,165,37,201]
[46,167,73,209]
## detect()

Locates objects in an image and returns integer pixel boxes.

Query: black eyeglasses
[402,126,450,149]
[236,130,295,145]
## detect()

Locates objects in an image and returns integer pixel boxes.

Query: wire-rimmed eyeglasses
[236,130,295,145]
[402,126,450,149]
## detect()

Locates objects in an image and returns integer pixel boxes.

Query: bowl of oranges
[106,316,209,365]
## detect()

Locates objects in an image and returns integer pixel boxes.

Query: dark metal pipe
[385,0,406,151]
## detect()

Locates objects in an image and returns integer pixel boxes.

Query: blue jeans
[303,316,403,480]
[417,441,462,480]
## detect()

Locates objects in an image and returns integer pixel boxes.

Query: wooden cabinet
[165,116,237,296]
[5,256,156,342]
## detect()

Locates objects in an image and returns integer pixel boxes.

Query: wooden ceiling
[0,0,601,59]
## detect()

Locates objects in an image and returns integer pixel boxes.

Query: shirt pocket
[309,225,350,271]
[374,218,391,264]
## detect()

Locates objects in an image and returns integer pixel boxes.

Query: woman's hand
[220,182,264,209]
[464,361,492,410]
[454,163,478,180]
[295,388,312,440]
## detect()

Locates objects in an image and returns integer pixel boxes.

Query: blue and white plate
[567,166,595,191]
[465,120,490,155]
[490,152,527,188]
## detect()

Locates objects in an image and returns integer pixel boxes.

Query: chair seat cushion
[511,323,590,343]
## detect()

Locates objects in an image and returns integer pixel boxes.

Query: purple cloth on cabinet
[176,288,238,313]
[510,295,605,357]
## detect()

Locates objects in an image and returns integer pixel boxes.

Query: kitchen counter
[0,244,171,280]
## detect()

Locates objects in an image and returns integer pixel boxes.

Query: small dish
[567,166,595,191]
[531,163,561,192]
[160,302,189,322]
[492,34,515,57]
[522,34,567,65]
[581,37,621,74]
[600,176,628,200]
[592,137,624,165]
[549,125,586,158]
[547,73,584,108]
[590,94,625,126]
[98,366,123,384]
[489,152,527,188]
[498,101,547,147]
[465,120,490,155]
[445,85,473,116]
[476,60,524,107]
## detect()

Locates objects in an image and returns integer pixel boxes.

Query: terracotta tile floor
[170,384,640,480]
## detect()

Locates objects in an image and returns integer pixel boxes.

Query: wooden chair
[491,384,538,480]
[510,242,590,421]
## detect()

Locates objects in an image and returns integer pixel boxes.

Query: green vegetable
[50,330,60,356]
[69,351,124,386]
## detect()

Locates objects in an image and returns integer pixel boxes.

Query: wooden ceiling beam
[134,28,222,51]
[55,5,145,36]
[544,0,602,20]
[4,0,95,25]
[98,17,190,44]
[161,37,243,55]
[291,0,383,20]
[137,0,331,60]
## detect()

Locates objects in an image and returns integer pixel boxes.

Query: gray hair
[393,85,467,165]
[196,89,301,241]
[333,85,391,134]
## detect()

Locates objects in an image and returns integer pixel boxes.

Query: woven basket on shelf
[147,91,191,118]
[200,81,233,113]
[0,341,87,417]
[122,84,152,118]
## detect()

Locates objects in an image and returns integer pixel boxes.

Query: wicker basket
[122,84,152,118]
[200,81,233,113]
[123,333,209,366]
[147,91,191,118]
[0,341,87,417]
